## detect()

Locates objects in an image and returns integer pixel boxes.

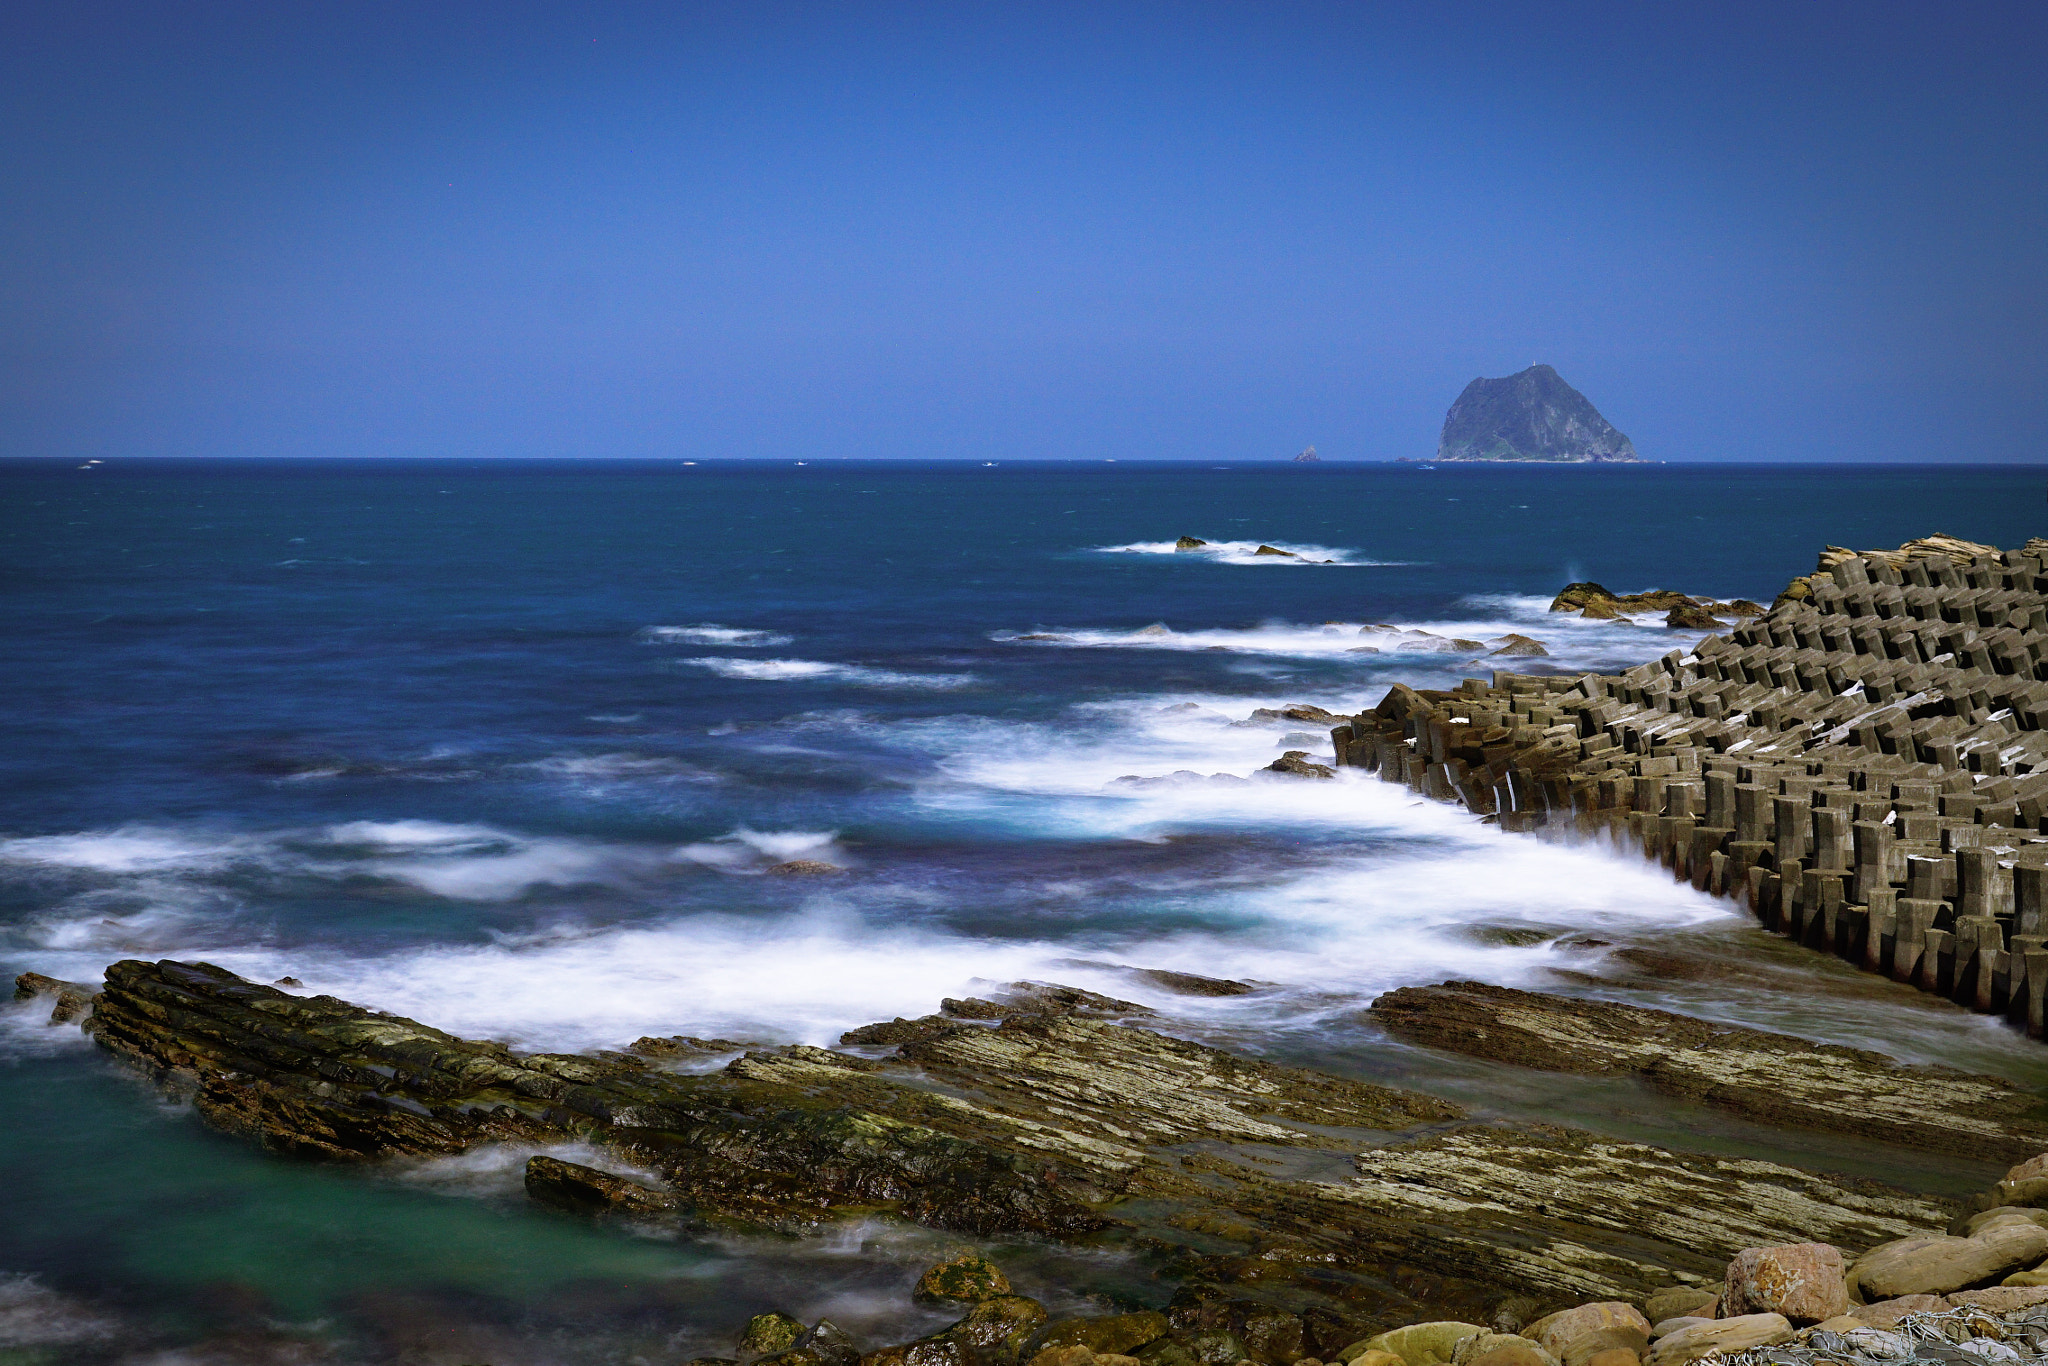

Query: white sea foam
[0,1274,118,1349]
[995,590,1751,672]
[640,625,794,646]
[680,658,975,689]
[675,828,846,871]
[0,828,263,875]
[1091,539,1388,566]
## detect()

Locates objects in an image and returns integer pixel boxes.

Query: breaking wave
[679,658,976,689]
[1091,538,1388,565]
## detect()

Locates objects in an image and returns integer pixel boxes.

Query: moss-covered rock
[915,1252,1013,1303]
[1033,1313,1171,1358]
[741,1312,809,1357]
[947,1295,1049,1364]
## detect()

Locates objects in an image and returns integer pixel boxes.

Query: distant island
[1434,363,1639,462]
[1292,446,1320,462]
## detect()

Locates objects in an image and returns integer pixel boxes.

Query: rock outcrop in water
[1437,366,1638,463]
[26,959,1980,1324]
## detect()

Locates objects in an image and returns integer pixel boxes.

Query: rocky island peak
[1437,363,1639,463]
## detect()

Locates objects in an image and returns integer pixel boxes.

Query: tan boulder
[1358,1323,1488,1366]
[1450,1335,1555,1366]
[1639,1290,1716,1327]
[1524,1306,1650,1361]
[1852,1225,2048,1298]
[2005,1270,2048,1287]
[1721,1243,1847,1324]
[2006,1155,2048,1184]
[1965,1208,2048,1237]
[1641,1314,1790,1366]
[1583,1353,1638,1366]
[1845,1296,1949,1329]
[1947,1287,2048,1314]
[1646,1321,1710,1341]
[1559,1330,1649,1366]
[1341,1352,1406,1366]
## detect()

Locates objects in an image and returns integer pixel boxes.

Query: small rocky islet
[21,531,2048,1366]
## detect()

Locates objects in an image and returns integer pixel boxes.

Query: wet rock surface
[51,956,1966,1322]
[1368,981,2048,1160]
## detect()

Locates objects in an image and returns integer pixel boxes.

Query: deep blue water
[2,458,2045,1363]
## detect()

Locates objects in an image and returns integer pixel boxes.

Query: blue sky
[3,2,2043,462]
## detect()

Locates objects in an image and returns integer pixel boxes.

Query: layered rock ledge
[17,961,1972,1324]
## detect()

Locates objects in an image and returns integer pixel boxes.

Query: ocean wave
[676,828,847,872]
[0,1274,119,1349]
[640,624,794,646]
[680,658,975,689]
[1090,538,1389,566]
[0,828,267,875]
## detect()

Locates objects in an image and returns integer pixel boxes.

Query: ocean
[3,457,2045,1364]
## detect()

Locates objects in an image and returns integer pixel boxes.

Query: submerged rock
[765,859,843,876]
[13,971,98,1024]
[523,1154,681,1215]
[1253,545,1299,558]
[1369,981,2048,1161]
[1176,537,1209,551]
[914,1252,1012,1303]
[1264,751,1336,780]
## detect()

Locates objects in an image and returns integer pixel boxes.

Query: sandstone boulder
[1640,1314,1789,1366]
[1358,1323,1486,1366]
[1945,1287,2048,1314]
[1638,1290,1716,1326]
[1852,1225,2048,1299]
[1523,1305,1650,1361]
[1582,1354,1636,1366]
[915,1253,1012,1303]
[1721,1243,1847,1323]
[1449,1334,1555,1366]
[1844,1296,1948,1329]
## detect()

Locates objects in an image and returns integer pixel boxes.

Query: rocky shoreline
[17,531,2048,1365]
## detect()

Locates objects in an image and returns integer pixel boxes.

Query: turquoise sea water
[3,458,2046,1363]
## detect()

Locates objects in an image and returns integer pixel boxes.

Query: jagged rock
[523,1154,680,1215]
[1489,636,1550,658]
[1253,546,1299,558]
[1130,969,1254,998]
[1367,982,2048,1161]
[13,971,98,1024]
[274,976,303,988]
[797,1322,863,1366]
[1546,584,1697,618]
[1176,537,1209,550]
[1264,751,1335,780]
[1721,1243,1847,1323]
[1437,366,1638,463]
[628,1034,752,1058]
[1662,603,1724,630]
[915,1252,1012,1303]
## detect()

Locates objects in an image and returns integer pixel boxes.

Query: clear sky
[4,2,2043,463]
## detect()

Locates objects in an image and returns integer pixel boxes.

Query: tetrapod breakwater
[1331,535,2048,1037]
